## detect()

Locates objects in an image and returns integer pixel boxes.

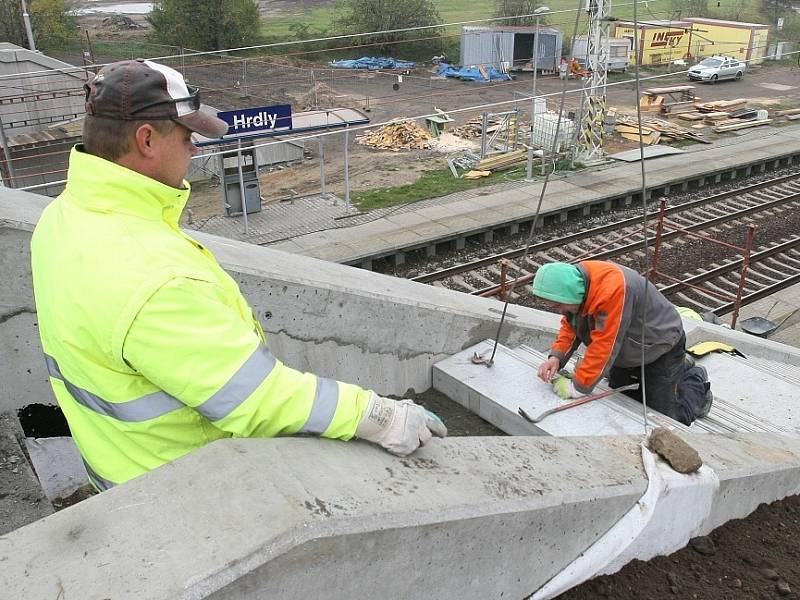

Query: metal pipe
[499,259,509,301]
[0,115,17,188]
[731,224,756,330]
[236,138,249,236]
[343,125,350,212]
[649,197,668,281]
[318,136,326,199]
[480,112,488,159]
[20,0,36,51]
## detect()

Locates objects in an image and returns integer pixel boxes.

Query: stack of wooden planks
[776,108,800,121]
[356,121,432,151]
[695,99,747,112]
[616,114,708,144]
[674,99,765,127]
[475,149,527,171]
[712,119,772,132]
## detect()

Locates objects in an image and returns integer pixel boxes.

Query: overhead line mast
[577,0,612,162]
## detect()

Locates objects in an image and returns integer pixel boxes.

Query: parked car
[688,56,746,83]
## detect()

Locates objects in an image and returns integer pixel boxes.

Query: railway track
[410,172,800,316]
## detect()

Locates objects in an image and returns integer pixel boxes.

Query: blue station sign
[218,104,293,136]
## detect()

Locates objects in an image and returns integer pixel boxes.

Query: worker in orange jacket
[532,261,713,426]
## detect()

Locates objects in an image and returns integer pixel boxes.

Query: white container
[532,112,575,152]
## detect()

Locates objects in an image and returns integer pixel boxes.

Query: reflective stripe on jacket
[31,147,371,490]
[549,261,683,393]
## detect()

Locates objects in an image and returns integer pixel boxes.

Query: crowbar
[518,383,640,424]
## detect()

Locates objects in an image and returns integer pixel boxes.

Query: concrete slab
[25,436,87,502]
[432,340,684,437]
[609,146,686,162]
[694,353,800,435]
[728,281,800,349]
[0,436,647,600]
[4,432,800,599]
[0,413,53,535]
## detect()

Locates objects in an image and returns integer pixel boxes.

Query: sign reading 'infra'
[218,104,293,135]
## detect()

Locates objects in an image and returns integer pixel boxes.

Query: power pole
[577,0,611,162]
[19,0,36,51]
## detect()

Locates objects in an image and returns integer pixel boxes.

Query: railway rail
[410,172,800,317]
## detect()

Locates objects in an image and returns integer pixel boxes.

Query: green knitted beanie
[531,263,586,304]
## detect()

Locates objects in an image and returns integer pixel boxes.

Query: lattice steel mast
[577,0,611,161]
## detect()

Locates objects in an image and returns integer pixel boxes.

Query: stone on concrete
[648,427,703,474]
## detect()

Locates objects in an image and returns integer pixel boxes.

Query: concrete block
[432,340,682,437]
[0,436,648,600]
[25,436,87,502]
[694,353,800,435]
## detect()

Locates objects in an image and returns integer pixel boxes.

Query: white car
[688,56,746,83]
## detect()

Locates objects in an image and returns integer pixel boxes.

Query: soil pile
[558,494,800,599]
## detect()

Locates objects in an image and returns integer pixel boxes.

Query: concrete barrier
[2,433,800,599]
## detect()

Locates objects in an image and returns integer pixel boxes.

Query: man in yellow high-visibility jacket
[30,60,446,492]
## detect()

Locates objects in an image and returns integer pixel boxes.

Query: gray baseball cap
[84,59,229,138]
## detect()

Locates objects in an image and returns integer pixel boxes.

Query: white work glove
[356,393,447,457]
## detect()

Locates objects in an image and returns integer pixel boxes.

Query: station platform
[732,281,800,348]
[185,124,800,267]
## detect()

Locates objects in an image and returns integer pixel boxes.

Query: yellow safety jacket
[31,147,371,491]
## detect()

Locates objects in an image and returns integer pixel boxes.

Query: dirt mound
[101,14,141,30]
[291,82,363,111]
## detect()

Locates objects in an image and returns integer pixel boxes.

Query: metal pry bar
[518,384,639,424]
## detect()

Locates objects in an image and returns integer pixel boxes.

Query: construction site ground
[184,63,798,224]
[64,8,800,227]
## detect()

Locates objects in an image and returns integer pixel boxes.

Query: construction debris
[615,113,708,144]
[463,170,491,179]
[356,121,432,151]
[450,117,515,139]
[695,99,747,113]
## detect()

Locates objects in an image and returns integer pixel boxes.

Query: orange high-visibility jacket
[549,261,684,393]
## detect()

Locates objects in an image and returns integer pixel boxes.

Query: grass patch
[352,159,580,211]
[352,166,522,211]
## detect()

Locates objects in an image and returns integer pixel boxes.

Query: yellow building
[613,21,693,66]
[684,18,769,64]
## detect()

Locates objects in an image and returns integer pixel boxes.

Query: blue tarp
[328,56,416,70]
[435,62,512,82]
